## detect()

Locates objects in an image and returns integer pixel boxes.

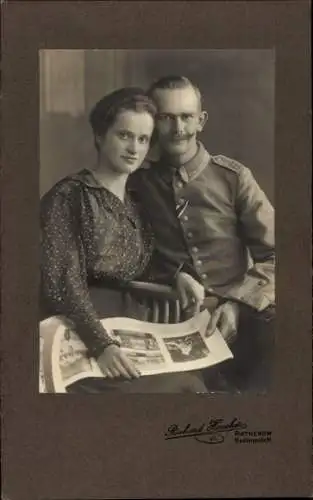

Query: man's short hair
[147,75,202,109]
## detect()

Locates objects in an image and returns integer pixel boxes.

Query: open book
[39,309,233,392]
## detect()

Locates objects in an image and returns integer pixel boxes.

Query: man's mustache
[168,133,194,141]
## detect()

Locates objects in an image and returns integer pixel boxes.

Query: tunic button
[187,232,193,238]
[178,198,185,204]
[182,215,188,221]
[201,273,208,279]
[196,260,202,266]
[176,181,183,189]
[192,246,199,253]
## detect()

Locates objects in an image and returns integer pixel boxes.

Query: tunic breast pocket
[189,207,237,243]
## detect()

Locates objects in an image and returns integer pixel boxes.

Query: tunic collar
[157,142,211,183]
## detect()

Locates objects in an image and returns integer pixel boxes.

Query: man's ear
[197,111,208,132]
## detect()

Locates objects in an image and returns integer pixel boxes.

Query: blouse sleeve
[40,185,119,358]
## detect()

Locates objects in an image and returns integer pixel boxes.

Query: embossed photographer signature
[164,417,247,444]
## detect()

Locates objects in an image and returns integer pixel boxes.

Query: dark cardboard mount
[1,1,311,498]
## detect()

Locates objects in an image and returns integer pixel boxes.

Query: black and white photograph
[112,330,160,351]
[164,332,210,362]
[39,48,275,394]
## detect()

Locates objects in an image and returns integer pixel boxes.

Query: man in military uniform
[130,75,275,392]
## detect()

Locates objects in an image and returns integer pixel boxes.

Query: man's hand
[175,271,205,318]
[205,301,240,344]
[97,344,141,380]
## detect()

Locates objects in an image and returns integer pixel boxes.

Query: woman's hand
[175,272,205,318]
[97,344,141,380]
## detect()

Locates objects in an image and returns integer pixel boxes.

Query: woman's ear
[197,110,208,132]
[94,135,101,152]
[147,141,161,162]
[150,127,158,148]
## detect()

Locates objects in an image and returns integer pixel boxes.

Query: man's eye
[158,114,171,121]
[182,114,193,121]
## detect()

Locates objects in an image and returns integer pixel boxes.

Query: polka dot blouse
[40,169,154,358]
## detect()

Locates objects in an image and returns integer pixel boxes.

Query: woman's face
[97,109,154,174]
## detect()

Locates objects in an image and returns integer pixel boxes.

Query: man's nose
[172,117,184,135]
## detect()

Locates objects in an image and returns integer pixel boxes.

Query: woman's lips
[122,156,138,163]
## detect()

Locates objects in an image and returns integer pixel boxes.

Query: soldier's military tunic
[130,142,275,313]
[129,142,275,391]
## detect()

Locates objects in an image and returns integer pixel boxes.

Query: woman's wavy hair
[89,87,157,150]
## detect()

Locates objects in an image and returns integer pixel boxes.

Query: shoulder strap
[211,154,244,173]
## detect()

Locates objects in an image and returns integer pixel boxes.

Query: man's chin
[166,142,189,155]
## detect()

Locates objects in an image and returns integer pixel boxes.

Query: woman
[40,87,207,393]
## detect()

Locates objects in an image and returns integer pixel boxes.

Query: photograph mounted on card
[39,48,275,396]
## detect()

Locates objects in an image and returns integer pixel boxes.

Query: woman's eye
[138,136,149,144]
[118,131,130,139]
